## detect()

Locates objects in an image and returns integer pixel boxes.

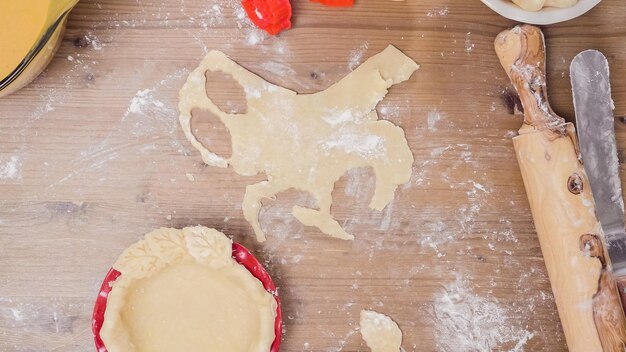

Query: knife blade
[571,49,626,278]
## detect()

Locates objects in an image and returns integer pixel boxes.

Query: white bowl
[480,0,601,25]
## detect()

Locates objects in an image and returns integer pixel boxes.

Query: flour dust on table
[179,45,418,241]
[0,155,21,183]
[433,275,535,351]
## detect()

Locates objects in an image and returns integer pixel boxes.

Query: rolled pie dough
[512,0,577,11]
[99,226,277,352]
[179,45,418,242]
[360,310,403,352]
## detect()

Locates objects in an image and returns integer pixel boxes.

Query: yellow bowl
[0,0,79,98]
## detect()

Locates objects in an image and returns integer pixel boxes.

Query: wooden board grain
[0,0,625,351]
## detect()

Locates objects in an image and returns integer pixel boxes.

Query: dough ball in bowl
[480,0,601,24]
[512,0,577,12]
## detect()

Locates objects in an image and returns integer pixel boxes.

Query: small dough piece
[360,310,403,352]
[179,45,418,241]
[100,226,277,352]
[512,0,577,11]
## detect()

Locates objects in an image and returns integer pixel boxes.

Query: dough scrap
[100,226,277,352]
[512,0,577,11]
[360,310,403,352]
[179,45,418,241]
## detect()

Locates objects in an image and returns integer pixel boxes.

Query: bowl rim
[0,8,70,92]
[480,0,601,25]
[91,241,282,352]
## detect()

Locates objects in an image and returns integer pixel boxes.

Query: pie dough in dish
[99,226,277,352]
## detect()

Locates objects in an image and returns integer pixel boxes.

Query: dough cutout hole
[204,70,248,115]
[190,108,233,159]
[333,167,377,207]
[331,167,380,226]
[258,189,317,238]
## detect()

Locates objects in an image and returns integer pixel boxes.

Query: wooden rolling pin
[494,25,626,351]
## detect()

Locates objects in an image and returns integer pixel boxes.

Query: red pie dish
[92,242,282,352]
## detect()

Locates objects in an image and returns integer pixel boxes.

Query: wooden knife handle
[495,24,626,352]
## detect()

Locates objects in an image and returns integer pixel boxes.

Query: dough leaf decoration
[179,45,418,241]
[183,226,233,267]
[145,227,188,264]
[114,239,164,279]
[112,227,234,278]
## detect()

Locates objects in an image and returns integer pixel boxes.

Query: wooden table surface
[1,0,626,351]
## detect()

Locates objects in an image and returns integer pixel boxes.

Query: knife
[571,49,626,278]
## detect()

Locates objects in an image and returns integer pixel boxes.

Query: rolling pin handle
[494,25,564,133]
